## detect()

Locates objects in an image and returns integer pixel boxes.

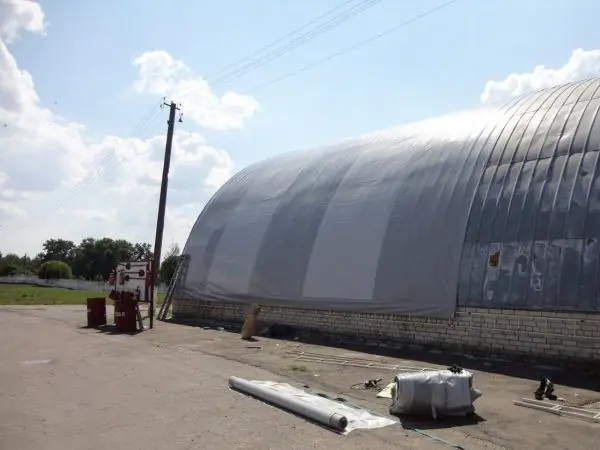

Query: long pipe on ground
[228,376,348,432]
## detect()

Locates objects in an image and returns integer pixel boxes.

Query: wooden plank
[514,398,600,424]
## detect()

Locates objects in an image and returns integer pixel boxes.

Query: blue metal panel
[458,78,600,311]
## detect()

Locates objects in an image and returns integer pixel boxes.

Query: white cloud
[0,1,256,258]
[481,48,600,104]
[133,50,260,130]
[0,0,45,42]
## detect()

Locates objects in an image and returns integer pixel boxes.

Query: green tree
[5,237,154,281]
[38,260,72,279]
[132,242,153,261]
[41,239,76,264]
[1,253,22,265]
[0,263,21,276]
[17,254,36,274]
[159,244,181,286]
[71,237,135,280]
[0,253,24,276]
[31,253,45,272]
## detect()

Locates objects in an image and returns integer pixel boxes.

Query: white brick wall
[173,298,600,363]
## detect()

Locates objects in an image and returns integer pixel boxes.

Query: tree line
[0,237,181,285]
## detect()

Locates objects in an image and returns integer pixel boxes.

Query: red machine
[108,260,154,332]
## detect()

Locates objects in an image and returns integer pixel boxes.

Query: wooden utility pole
[150,101,180,329]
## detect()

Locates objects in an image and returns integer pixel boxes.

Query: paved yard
[0,306,599,450]
[0,307,438,450]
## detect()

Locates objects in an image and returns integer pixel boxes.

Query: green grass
[0,283,166,306]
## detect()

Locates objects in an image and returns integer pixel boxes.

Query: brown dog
[240,303,262,340]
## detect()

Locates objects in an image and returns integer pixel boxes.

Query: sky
[2,0,600,258]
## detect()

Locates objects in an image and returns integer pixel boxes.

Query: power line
[0,105,166,231]
[54,112,165,212]
[68,0,376,184]
[176,0,385,98]
[93,0,382,158]
[41,0,384,210]
[208,0,384,87]
[203,0,359,81]
[60,113,163,200]
[33,0,456,225]
[1,1,459,232]
[243,0,461,95]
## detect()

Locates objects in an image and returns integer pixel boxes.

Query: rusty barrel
[86,297,107,328]
[114,295,137,333]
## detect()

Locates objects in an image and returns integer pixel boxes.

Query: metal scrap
[286,350,433,372]
[514,398,600,424]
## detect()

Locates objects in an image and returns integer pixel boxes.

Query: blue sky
[12,0,600,167]
[2,0,600,255]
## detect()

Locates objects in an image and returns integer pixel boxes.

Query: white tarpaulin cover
[180,78,600,317]
[389,370,482,418]
[249,381,397,434]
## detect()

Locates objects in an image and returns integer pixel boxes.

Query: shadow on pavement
[78,324,143,336]
[166,317,599,392]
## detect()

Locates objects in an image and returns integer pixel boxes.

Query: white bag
[389,369,482,419]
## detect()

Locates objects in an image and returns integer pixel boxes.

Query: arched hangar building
[174,78,600,363]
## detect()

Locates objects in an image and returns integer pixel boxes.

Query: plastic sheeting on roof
[180,77,600,318]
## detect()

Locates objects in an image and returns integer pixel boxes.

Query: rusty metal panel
[528,241,546,307]
[543,241,562,309]
[509,244,531,306]
[560,239,584,308]
[458,78,600,312]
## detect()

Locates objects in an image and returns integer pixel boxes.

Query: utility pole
[150,100,180,329]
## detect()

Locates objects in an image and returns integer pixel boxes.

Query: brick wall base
[173,297,600,365]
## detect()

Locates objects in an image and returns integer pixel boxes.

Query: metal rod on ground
[228,376,348,432]
[150,100,180,329]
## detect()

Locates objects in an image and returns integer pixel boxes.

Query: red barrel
[86,297,107,328]
[114,298,138,333]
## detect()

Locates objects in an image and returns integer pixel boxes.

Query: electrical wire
[0,105,165,230]
[59,111,165,206]
[202,0,359,82]
[2,0,459,231]
[242,0,461,95]
[3,0,385,229]
[176,0,385,98]
[86,0,376,162]
[174,0,459,107]
[54,110,165,208]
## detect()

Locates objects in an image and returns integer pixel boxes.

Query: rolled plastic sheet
[389,369,482,418]
[229,376,348,431]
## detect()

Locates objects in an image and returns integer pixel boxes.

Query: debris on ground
[364,378,383,389]
[228,376,397,434]
[513,398,600,424]
[447,364,464,374]
[286,349,432,372]
[389,369,482,419]
[535,377,557,401]
[376,381,396,399]
[351,378,383,390]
